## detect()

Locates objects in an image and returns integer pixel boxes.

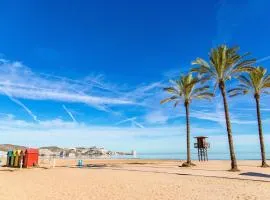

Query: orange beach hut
[23,148,39,168]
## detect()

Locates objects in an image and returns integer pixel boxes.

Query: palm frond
[203,45,255,83]
[163,87,178,94]
[228,92,244,97]
[262,82,270,88]
[193,92,214,100]
[232,66,255,74]
[160,96,178,104]
[262,75,270,88]
[228,66,270,98]
[161,72,213,107]
[237,75,253,87]
[237,84,250,89]
[191,85,210,96]
[227,88,247,93]
[191,58,210,68]
[234,59,256,69]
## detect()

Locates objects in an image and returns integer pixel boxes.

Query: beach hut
[13,150,22,167]
[23,148,39,168]
[6,150,13,166]
[19,150,25,167]
[11,150,16,166]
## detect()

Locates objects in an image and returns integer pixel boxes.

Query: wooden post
[197,148,200,161]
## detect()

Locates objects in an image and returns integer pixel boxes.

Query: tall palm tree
[161,73,213,167]
[228,67,270,167]
[191,45,255,171]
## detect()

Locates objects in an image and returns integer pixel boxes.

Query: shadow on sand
[54,164,119,169]
[41,164,270,183]
[0,168,15,172]
[240,172,270,178]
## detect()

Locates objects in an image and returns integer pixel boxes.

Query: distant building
[131,150,137,157]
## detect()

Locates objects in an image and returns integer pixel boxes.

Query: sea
[110,152,269,160]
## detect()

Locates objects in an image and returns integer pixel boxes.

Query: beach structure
[6,150,13,166]
[19,150,25,168]
[78,159,83,167]
[194,136,210,161]
[0,151,5,166]
[11,150,16,166]
[60,151,66,158]
[6,148,39,168]
[131,150,137,157]
[23,148,39,168]
[13,150,22,167]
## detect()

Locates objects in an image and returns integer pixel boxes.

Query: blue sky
[0,0,270,158]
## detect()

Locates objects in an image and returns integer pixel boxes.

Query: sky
[0,0,270,158]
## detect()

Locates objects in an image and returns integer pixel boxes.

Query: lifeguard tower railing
[194,142,210,148]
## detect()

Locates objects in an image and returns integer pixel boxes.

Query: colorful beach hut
[13,150,22,167]
[6,150,13,166]
[23,148,39,168]
[11,150,16,166]
[19,150,25,167]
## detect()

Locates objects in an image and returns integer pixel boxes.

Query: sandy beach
[0,159,269,200]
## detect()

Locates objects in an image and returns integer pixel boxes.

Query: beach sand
[0,159,270,200]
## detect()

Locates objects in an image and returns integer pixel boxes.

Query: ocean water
[111,152,269,160]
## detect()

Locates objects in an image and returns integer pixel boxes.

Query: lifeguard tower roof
[194,136,208,138]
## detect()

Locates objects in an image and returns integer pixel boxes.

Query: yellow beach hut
[14,150,22,167]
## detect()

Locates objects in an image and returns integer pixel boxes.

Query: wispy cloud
[125,81,164,103]
[0,56,269,130]
[62,105,77,123]
[191,99,226,127]
[0,59,135,112]
[145,111,168,124]
[189,108,261,125]
[152,104,264,126]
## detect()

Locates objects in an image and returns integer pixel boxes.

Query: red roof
[25,148,39,154]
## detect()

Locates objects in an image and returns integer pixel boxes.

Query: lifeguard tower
[194,136,210,161]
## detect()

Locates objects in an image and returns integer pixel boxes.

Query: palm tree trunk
[219,81,239,171]
[255,94,269,167]
[185,101,191,164]
[181,101,195,167]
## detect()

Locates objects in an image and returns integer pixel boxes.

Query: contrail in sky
[115,117,144,128]
[256,56,270,63]
[63,105,77,123]
[132,120,144,128]
[4,91,39,122]
[115,117,137,125]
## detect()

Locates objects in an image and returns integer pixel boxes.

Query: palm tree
[228,67,270,167]
[191,45,255,171]
[161,73,213,167]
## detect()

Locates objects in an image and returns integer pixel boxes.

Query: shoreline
[39,156,269,161]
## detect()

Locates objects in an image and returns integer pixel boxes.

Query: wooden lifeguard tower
[194,136,210,161]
